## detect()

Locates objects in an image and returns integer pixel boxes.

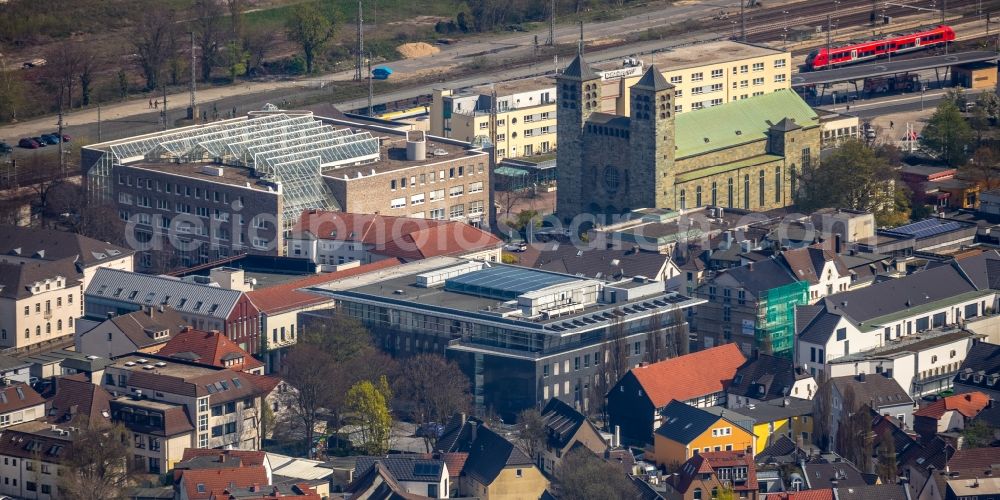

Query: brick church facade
[555,54,822,221]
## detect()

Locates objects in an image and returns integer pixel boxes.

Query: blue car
[39,134,60,145]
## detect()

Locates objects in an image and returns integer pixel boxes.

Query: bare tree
[244,30,276,76]
[812,377,833,452]
[670,309,690,356]
[58,418,134,500]
[0,56,25,121]
[281,346,336,455]
[192,0,226,82]
[77,45,104,107]
[590,310,630,419]
[515,408,547,466]
[553,446,635,500]
[393,353,472,451]
[49,183,125,245]
[45,41,82,109]
[876,427,898,483]
[227,0,246,42]
[645,312,670,364]
[131,1,178,90]
[495,185,527,227]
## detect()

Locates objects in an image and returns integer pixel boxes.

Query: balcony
[43,309,52,320]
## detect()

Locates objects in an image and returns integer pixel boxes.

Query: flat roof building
[82,110,489,273]
[309,257,703,420]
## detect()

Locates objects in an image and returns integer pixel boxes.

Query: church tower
[556,53,601,222]
[628,65,676,210]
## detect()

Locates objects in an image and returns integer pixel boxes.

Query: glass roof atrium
[444,266,577,300]
[87,112,381,229]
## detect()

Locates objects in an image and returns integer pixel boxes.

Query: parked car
[55,133,71,142]
[415,422,445,439]
[31,137,47,147]
[18,138,40,149]
[40,134,61,145]
[0,142,12,154]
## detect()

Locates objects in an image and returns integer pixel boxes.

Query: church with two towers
[555,53,822,222]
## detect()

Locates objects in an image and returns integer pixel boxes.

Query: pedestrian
[232,106,237,116]
[148,98,152,109]
[154,100,158,109]
[890,120,894,129]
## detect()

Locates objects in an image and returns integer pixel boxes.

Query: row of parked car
[16,133,71,149]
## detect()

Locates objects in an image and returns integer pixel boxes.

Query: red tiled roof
[246,258,401,314]
[914,392,990,419]
[630,344,746,408]
[946,447,1000,475]
[157,329,264,372]
[293,210,502,261]
[180,448,268,467]
[419,451,468,479]
[46,375,112,426]
[668,451,758,494]
[178,466,269,500]
[0,382,44,416]
[769,490,835,500]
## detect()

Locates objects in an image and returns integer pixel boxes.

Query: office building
[311,257,703,419]
[82,111,490,272]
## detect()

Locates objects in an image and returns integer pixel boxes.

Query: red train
[805,25,956,70]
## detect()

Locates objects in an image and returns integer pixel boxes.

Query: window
[225,401,237,414]
[468,200,485,215]
[753,77,765,86]
[449,204,465,218]
[694,488,703,500]
[836,328,847,341]
[775,74,787,83]
[429,189,445,201]
[759,170,765,207]
[390,197,406,209]
[199,434,208,448]
[753,62,764,71]
[469,181,484,193]
[711,69,724,78]
[691,72,703,81]
[410,194,425,205]
[212,425,224,437]
[449,185,464,197]
[198,415,208,432]
[225,422,237,434]
[775,58,787,68]
[212,405,223,417]
[429,208,445,220]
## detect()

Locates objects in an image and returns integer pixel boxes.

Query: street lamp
[920,84,927,110]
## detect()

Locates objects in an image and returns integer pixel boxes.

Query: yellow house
[653,401,756,468]
[459,425,548,499]
[740,397,814,452]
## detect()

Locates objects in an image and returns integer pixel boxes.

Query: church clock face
[604,166,619,192]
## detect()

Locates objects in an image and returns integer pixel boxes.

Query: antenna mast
[189,31,197,121]
[355,0,364,81]
[547,0,555,46]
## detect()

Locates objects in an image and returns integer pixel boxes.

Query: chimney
[835,233,842,254]
[470,420,478,443]
[107,312,116,319]
[748,262,754,271]
[615,425,621,448]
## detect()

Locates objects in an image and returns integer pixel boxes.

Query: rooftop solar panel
[891,219,965,239]
[444,266,578,300]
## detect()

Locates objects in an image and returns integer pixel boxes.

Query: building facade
[556,55,820,222]
[431,42,792,160]
[0,259,83,352]
[313,257,703,420]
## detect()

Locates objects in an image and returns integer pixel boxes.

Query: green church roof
[675,89,818,159]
